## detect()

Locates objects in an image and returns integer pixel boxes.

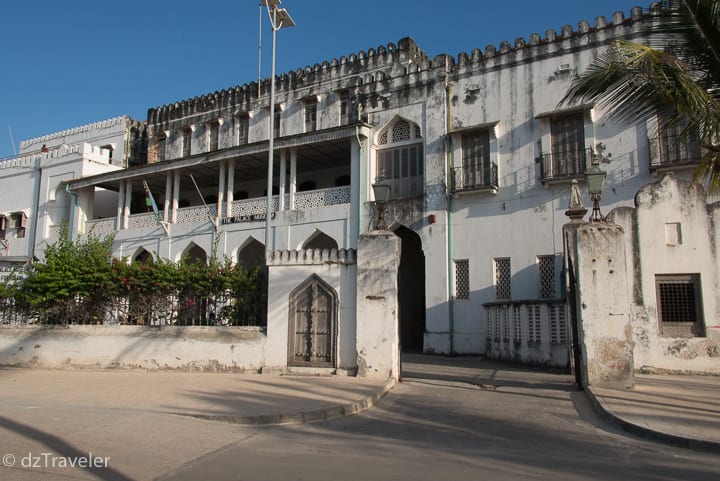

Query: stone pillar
[217,161,226,222]
[564,221,635,389]
[289,148,297,210]
[172,171,180,224]
[226,159,235,217]
[164,174,172,224]
[356,231,401,380]
[123,180,132,230]
[279,150,286,211]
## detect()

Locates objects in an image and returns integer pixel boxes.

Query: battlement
[267,248,356,266]
[19,116,130,151]
[0,142,112,171]
[148,4,652,125]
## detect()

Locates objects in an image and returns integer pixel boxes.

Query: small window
[182,128,192,157]
[274,106,281,138]
[237,115,249,145]
[494,257,511,300]
[305,98,318,132]
[455,259,470,300]
[14,213,27,238]
[208,121,220,151]
[0,215,6,240]
[339,90,352,125]
[656,274,705,337]
[542,112,589,181]
[157,135,167,162]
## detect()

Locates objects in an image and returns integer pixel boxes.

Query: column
[172,171,180,224]
[289,147,297,210]
[217,161,226,221]
[116,182,125,230]
[226,159,235,218]
[164,173,172,223]
[279,150,287,211]
[123,180,132,230]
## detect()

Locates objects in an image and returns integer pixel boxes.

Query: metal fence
[0,288,267,328]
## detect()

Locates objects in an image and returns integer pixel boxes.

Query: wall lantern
[371,175,392,230]
[585,156,607,222]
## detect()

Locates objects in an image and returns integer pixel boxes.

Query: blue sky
[0,0,642,157]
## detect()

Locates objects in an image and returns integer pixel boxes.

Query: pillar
[356,231,401,380]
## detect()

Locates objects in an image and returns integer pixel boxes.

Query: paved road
[1,357,718,480]
[160,358,719,481]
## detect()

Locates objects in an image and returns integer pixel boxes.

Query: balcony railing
[85,186,352,233]
[452,162,498,193]
[540,148,592,182]
[649,133,701,170]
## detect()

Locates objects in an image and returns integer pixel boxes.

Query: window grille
[502,306,511,342]
[550,304,567,344]
[454,259,470,300]
[656,274,705,337]
[494,257,511,300]
[392,119,410,142]
[512,305,521,344]
[538,255,556,299]
[528,303,542,343]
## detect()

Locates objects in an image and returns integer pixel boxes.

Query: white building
[0,116,142,280]
[4,5,714,372]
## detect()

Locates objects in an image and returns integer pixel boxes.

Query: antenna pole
[8,126,17,156]
[258,3,263,97]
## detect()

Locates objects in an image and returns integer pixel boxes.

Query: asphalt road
[1,357,718,480]
[159,360,719,481]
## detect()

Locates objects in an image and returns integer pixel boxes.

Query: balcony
[85,186,352,235]
[452,162,498,194]
[540,148,592,184]
[649,133,701,171]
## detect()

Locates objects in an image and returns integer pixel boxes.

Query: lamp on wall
[262,0,295,252]
[585,155,607,222]
[371,175,391,230]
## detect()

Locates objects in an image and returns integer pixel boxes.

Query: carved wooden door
[289,275,337,367]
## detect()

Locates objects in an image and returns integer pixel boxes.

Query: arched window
[238,238,265,270]
[376,117,424,199]
[182,243,207,265]
[302,231,338,251]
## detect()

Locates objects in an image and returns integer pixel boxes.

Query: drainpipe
[444,56,456,355]
[65,184,79,242]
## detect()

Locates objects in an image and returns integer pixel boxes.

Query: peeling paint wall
[607,174,720,374]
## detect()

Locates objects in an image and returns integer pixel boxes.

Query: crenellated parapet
[19,116,130,151]
[147,37,430,126]
[453,5,650,72]
[267,248,356,266]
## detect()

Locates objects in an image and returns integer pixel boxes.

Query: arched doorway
[394,226,426,352]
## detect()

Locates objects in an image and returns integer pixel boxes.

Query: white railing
[295,186,350,209]
[85,218,116,236]
[85,186,352,233]
[176,204,218,224]
[484,300,569,368]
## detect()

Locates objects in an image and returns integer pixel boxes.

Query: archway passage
[394,226,426,352]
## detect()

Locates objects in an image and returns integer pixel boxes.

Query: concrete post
[564,222,635,389]
[355,231,401,380]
